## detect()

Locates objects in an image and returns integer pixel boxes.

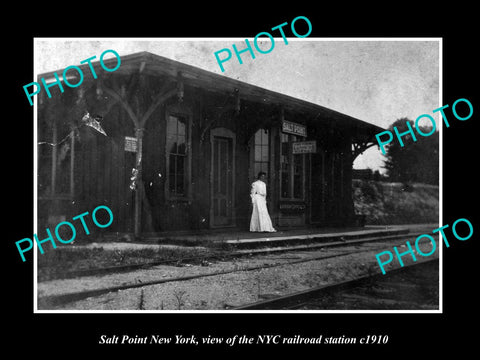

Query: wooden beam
[134,127,144,237]
[51,118,57,196]
[177,72,184,103]
[101,84,139,128]
[234,88,240,114]
[139,61,146,73]
[200,95,236,142]
[70,128,75,198]
[139,84,176,128]
[351,141,377,161]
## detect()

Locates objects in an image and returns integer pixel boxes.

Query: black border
[6,6,479,356]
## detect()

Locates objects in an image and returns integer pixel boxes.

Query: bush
[353,179,438,225]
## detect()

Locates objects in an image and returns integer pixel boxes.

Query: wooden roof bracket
[200,89,238,143]
[176,71,184,103]
[351,141,377,161]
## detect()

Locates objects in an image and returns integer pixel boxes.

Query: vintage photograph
[33,38,441,311]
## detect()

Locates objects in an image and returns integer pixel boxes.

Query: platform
[66,223,438,253]
[134,223,437,250]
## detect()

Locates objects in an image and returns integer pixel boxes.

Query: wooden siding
[73,103,136,233]
[37,53,374,236]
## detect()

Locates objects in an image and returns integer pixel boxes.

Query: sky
[34,38,440,173]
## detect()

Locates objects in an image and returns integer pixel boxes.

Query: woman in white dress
[250,172,276,232]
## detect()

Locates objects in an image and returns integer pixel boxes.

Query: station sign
[279,202,306,213]
[292,140,317,154]
[124,136,138,153]
[282,120,307,137]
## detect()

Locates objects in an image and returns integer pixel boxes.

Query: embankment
[352,179,439,225]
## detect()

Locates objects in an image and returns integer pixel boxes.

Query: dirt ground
[37,236,440,311]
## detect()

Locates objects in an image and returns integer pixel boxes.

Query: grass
[37,244,218,281]
[353,179,439,225]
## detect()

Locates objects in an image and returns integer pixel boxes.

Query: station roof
[38,51,385,140]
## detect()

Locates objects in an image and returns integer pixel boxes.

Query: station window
[281,133,304,200]
[166,114,190,198]
[253,129,270,177]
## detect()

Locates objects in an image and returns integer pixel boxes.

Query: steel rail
[37,233,437,308]
[231,258,439,310]
[38,230,425,281]
[37,249,360,308]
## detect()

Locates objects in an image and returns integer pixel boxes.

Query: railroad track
[37,232,438,309]
[38,230,424,282]
[232,258,439,310]
[37,248,361,308]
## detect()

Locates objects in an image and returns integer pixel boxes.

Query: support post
[70,128,75,198]
[51,119,57,196]
[134,127,144,238]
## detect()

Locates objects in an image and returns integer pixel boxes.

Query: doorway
[210,128,236,227]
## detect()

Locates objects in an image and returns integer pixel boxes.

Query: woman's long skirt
[250,194,276,232]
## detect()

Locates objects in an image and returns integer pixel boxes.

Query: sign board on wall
[292,141,317,154]
[125,136,138,153]
[282,120,307,137]
[279,202,306,213]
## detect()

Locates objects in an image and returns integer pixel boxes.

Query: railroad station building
[37,51,383,238]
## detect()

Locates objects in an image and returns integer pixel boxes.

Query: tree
[383,118,439,185]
